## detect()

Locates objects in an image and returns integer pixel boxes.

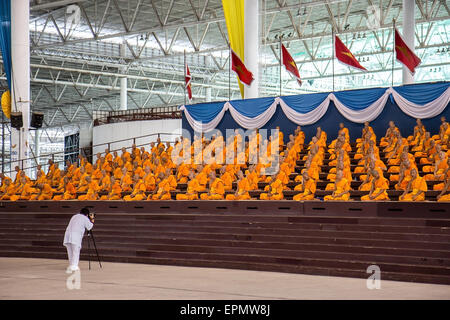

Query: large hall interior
[0,0,449,301]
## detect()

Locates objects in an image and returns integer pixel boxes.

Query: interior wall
[93,119,182,156]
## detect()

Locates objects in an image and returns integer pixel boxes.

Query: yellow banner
[222,0,245,99]
[1,90,11,119]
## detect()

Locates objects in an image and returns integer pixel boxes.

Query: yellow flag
[222,0,245,99]
[1,90,11,119]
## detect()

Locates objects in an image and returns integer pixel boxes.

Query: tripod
[87,230,102,270]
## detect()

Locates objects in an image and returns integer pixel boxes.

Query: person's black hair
[80,207,90,216]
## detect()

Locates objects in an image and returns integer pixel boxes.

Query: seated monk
[113,151,124,167]
[387,145,413,166]
[176,170,201,200]
[35,165,46,183]
[380,121,399,148]
[45,160,55,183]
[419,138,438,165]
[437,173,450,202]
[98,170,111,192]
[219,166,234,191]
[120,167,133,192]
[12,177,34,201]
[53,177,77,200]
[100,176,123,200]
[387,147,415,173]
[148,172,172,200]
[0,173,12,193]
[30,183,55,201]
[361,169,389,201]
[124,175,147,201]
[226,170,251,200]
[384,128,403,157]
[0,179,18,201]
[407,118,426,147]
[433,157,450,190]
[436,120,450,148]
[142,166,157,192]
[424,151,448,181]
[200,172,225,200]
[176,163,190,184]
[78,176,101,201]
[413,132,432,155]
[163,168,177,191]
[260,177,284,200]
[357,121,375,145]
[293,171,316,201]
[296,157,319,183]
[393,158,416,191]
[386,131,407,162]
[432,116,448,141]
[326,162,352,191]
[76,168,89,192]
[51,163,61,186]
[399,168,427,201]
[324,171,350,201]
[71,165,83,187]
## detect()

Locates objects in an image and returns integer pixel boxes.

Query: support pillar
[244,0,259,99]
[10,0,30,175]
[33,129,40,179]
[120,43,127,110]
[402,0,415,84]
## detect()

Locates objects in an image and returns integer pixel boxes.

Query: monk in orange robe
[53,177,77,200]
[0,179,18,201]
[200,172,225,200]
[324,170,350,201]
[226,170,251,200]
[124,175,147,201]
[399,168,427,201]
[100,176,123,200]
[361,170,389,201]
[293,171,316,201]
[149,172,172,200]
[31,183,55,201]
[176,170,201,200]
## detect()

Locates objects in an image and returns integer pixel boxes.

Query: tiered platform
[1,201,449,285]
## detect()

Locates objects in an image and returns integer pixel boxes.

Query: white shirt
[63,214,93,248]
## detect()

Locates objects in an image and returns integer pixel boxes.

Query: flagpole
[184,50,187,105]
[391,19,396,87]
[279,33,282,97]
[228,43,231,101]
[332,29,335,92]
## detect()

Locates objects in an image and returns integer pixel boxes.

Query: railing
[2,132,181,178]
[93,106,181,126]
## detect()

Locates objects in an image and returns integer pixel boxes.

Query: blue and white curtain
[180,82,450,132]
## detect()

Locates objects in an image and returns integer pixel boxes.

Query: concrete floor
[0,257,449,300]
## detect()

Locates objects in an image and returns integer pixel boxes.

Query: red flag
[281,43,302,86]
[334,35,366,71]
[185,63,192,100]
[394,28,421,74]
[231,49,254,86]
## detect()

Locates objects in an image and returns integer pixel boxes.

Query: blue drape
[0,0,11,90]
[280,92,329,113]
[334,87,386,110]
[182,101,226,122]
[228,97,275,117]
[393,82,449,105]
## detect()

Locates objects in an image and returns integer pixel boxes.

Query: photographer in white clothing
[63,207,95,272]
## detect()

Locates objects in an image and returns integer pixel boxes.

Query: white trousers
[64,243,81,267]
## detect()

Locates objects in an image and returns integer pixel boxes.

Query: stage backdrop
[180,81,450,143]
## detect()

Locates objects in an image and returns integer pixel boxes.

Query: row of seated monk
[1,117,450,202]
